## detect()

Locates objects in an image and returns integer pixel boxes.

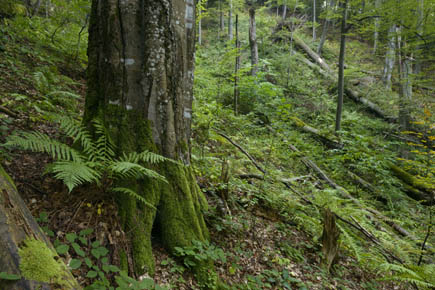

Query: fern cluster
[4,118,170,204]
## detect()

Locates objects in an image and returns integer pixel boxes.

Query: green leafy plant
[174,239,227,268]
[4,117,170,204]
[51,226,167,290]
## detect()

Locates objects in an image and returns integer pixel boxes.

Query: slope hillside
[0,3,434,290]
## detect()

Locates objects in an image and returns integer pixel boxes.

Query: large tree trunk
[0,165,79,290]
[249,7,259,76]
[85,0,211,283]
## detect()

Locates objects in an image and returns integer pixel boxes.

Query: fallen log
[293,35,334,74]
[389,163,434,194]
[291,36,397,123]
[285,142,430,246]
[289,116,343,149]
[347,170,388,204]
[0,165,80,290]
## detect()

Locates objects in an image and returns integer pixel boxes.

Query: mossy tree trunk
[0,165,79,290]
[84,0,212,284]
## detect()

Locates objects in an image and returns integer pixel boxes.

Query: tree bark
[85,0,210,281]
[228,0,233,41]
[0,165,79,290]
[382,25,396,90]
[249,8,259,76]
[317,0,334,56]
[335,0,348,132]
[234,14,240,115]
[372,0,381,55]
[312,0,316,40]
[219,0,224,37]
[293,35,333,74]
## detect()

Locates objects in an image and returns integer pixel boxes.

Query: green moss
[0,164,17,192]
[119,250,128,272]
[18,238,74,288]
[290,116,306,128]
[389,163,433,192]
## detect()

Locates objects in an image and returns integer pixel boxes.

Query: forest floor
[1,14,434,290]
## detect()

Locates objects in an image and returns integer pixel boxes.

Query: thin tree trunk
[234,14,240,114]
[382,25,396,90]
[219,0,224,37]
[372,0,381,55]
[318,0,334,55]
[396,29,412,131]
[414,0,424,75]
[335,0,348,132]
[249,8,259,76]
[198,8,202,45]
[85,0,210,280]
[228,0,233,40]
[313,0,316,40]
[282,5,287,20]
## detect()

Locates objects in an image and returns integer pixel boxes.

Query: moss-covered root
[117,179,160,275]
[157,163,215,288]
[116,162,215,288]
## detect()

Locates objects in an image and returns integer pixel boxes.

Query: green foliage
[4,118,169,200]
[174,240,227,268]
[377,263,435,289]
[47,221,168,290]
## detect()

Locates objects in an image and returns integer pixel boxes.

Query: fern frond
[110,161,167,183]
[5,132,83,161]
[92,119,115,162]
[47,91,81,99]
[57,117,97,157]
[47,161,101,192]
[111,187,157,210]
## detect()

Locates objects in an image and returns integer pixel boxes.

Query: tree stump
[321,208,340,273]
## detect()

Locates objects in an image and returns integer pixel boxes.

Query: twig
[66,200,84,233]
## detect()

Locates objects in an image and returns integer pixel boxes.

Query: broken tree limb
[284,181,403,264]
[214,130,266,174]
[286,142,430,249]
[291,36,397,123]
[0,165,79,290]
[0,105,18,118]
[347,170,388,204]
[289,116,343,149]
[293,35,334,74]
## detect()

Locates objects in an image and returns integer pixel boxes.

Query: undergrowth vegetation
[0,1,434,289]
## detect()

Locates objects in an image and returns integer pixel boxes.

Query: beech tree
[84,0,211,282]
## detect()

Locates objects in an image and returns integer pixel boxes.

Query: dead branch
[214,130,266,174]
[0,105,19,118]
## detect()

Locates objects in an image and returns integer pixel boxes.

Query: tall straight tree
[335,0,348,132]
[228,0,233,40]
[249,7,259,76]
[85,0,210,280]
